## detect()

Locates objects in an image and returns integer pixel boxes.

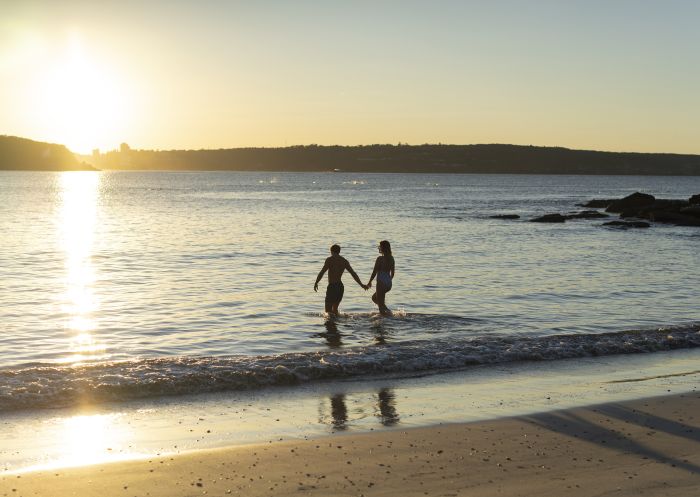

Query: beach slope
[2,392,698,496]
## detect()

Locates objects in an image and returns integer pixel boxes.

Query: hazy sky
[1,0,699,154]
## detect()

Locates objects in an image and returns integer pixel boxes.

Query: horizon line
[4,134,699,158]
[83,141,700,158]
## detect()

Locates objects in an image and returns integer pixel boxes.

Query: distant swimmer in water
[314,244,368,315]
[366,240,395,314]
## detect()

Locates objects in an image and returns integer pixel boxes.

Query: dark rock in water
[619,210,642,219]
[646,199,688,212]
[680,205,700,218]
[582,192,700,228]
[606,192,655,213]
[566,210,610,220]
[490,214,520,220]
[530,213,567,223]
[579,199,615,208]
[603,221,651,228]
[635,200,690,220]
[649,211,700,226]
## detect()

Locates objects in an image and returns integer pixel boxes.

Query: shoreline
[2,348,699,476]
[3,391,698,496]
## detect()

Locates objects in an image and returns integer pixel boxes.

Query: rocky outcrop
[623,200,688,219]
[582,191,700,228]
[515,191,699,229]
[530,213,567,223]
[680,206,700,218]
[566,210,610,220]
[648,211,700,226]
[603,221,650,228]
[529,210,609,223]
[579,199,615,208]
[605,192,655,213]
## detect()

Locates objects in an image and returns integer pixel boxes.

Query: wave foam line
[1,324,698,412]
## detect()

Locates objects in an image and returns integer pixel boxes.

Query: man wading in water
[314,244,367,315]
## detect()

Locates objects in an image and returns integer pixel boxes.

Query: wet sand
[2,391,698,497]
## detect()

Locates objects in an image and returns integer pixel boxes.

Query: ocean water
[1,171,699,412]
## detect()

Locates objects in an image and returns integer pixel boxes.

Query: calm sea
[1,171,699,412]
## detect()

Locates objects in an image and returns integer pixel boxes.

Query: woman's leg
[375,283,389,312]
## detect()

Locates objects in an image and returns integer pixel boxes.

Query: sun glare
[52,413,130,469]
[58,172,106,363]
[32,38,131,154]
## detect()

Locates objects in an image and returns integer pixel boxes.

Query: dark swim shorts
[325,282,345,304]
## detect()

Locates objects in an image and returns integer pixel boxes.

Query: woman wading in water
[367,240,395,314]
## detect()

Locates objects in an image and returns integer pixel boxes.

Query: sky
[1,0,699,154]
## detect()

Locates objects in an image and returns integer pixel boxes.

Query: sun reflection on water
[58,172,106,362]
[58,414,129,468]
[12,413,138,473]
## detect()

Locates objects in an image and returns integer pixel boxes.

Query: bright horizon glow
[30,37,131,154]
[1,1,700,154]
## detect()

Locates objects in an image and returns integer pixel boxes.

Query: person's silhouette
[314,244,367,315]
[366,240,395,314]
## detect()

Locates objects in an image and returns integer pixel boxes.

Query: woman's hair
[379,240,392,256]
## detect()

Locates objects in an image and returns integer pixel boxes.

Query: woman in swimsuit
[367,240,395,314]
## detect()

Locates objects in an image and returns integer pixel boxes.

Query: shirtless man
[314,244,367,315]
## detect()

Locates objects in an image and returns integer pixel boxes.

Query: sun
[32,38,131,154]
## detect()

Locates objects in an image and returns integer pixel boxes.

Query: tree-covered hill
[94,143,700,175]
[0,136,95,171]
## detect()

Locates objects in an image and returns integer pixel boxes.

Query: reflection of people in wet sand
[377,388,399,426]
[366,240,395,314]
[314,244,367,315]
[330,393,348,430]
[324,389,399,430]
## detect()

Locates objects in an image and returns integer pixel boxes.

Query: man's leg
[332,288,343,314]
[332,283,344,315]
[325,283,343,315]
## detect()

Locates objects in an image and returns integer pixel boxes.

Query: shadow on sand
[524,399,700,475]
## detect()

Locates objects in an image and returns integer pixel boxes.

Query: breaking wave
[1,323,698,412]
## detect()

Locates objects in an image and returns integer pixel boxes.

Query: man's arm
[345,261,367,289]
[314,260,329,292]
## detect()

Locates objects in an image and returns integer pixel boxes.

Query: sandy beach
[3,391,698,497]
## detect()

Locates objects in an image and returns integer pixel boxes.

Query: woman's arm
[368,257,380,285]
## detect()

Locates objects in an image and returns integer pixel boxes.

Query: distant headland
[0,136,96,171]
[89,143,700,175]
[3,135,700,175]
